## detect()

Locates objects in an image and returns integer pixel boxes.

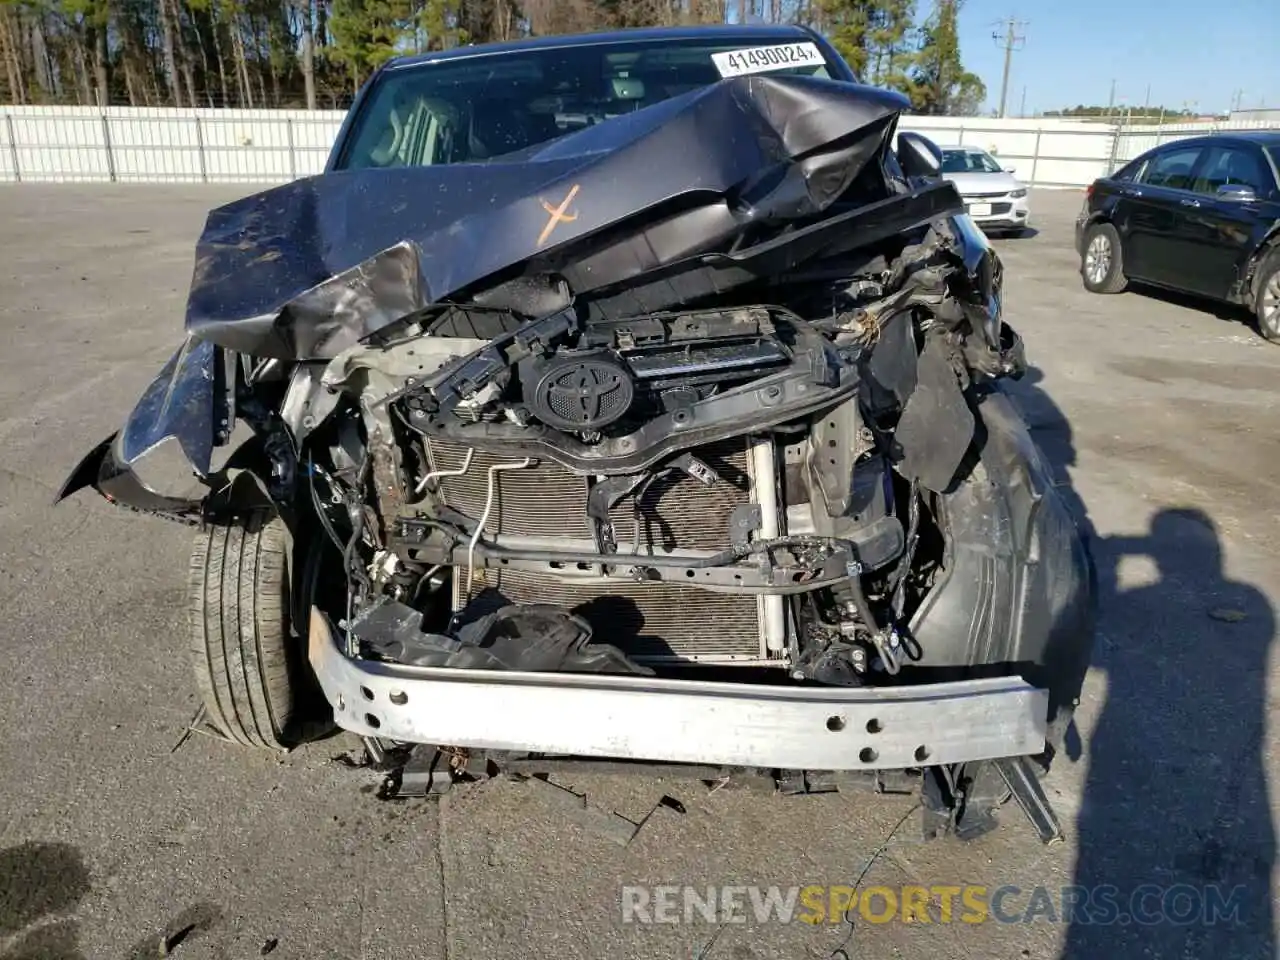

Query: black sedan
[1076,132,1280,340]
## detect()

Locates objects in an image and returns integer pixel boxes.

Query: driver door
[1176,143,1276,298]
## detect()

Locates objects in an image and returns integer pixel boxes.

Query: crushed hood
[185,74,910,360]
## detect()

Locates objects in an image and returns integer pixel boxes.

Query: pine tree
[864,0,911,88]
[811,0,873,77]
[328,0,416,92]
[901,0,984,114]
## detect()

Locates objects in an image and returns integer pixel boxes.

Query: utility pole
[1105,78,1116,118]
[1018,85,1027,118]
[991,17,1028,118]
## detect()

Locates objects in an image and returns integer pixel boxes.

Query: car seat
[1222,152,1258,190]
[468,100,559,160]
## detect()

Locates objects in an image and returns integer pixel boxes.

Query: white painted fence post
[100,113,116,182]
[1105,121,1121,176]
[194,115,208,183]
[4,114,18,182]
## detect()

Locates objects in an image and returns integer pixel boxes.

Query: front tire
[1081,222,1128,294]
[1252,250,1280,342]
[188,511,324,749]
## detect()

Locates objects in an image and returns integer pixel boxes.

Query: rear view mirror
[897,132,943,180]
[1217,183,1257,203]
[1005,166,1017,175]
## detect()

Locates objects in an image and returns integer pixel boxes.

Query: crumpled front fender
[908,387,1098,745]
[56,335,226,515]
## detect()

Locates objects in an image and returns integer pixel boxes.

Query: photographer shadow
[1063,507,1274,958]
[1006,367,1276,958]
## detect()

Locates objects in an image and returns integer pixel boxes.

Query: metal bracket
[379,745,455,799]
[995,755,1065,845]
[729,502,762,551]
[920,757,1062,844]
[670,452,718,485]
[586,473,649,555]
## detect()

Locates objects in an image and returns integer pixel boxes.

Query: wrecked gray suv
[58,26,1095,841]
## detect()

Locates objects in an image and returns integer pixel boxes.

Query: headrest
[470,102,537,160]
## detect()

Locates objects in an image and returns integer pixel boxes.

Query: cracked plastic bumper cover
[308,609,1049,771]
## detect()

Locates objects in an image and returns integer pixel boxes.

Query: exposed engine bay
[294,208,1023,686]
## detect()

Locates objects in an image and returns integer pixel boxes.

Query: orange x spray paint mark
[537,184,581,247]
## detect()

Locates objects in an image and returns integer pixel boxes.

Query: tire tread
[188,511,301,750]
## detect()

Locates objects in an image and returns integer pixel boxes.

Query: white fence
[0,105,1276,188]
[1111,119,1280,164]
[0,106,343,183]
[898,116,1119,189]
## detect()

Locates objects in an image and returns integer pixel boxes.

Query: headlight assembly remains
[1010,188,1028,199]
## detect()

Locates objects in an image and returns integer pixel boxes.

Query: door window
[1139,147,1202,191]
[1191,145,1270,195]
[1112,156,1147,182]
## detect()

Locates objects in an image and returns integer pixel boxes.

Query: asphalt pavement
[0,185,1277,960]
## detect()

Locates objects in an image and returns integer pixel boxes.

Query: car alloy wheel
[1084,233,1111,286]
[1263,273,1280,337]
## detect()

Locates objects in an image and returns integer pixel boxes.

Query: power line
[991,17,1028,119]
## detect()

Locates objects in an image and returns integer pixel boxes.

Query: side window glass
[1191,146,1267,195]
[1139,147,1202,191]
[1114,158,1146,182]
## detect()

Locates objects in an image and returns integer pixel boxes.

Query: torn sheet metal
[893,335,975,493]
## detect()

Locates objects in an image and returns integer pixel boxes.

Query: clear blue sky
[950,0,1280,115]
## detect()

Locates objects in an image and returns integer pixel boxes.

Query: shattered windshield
[940,149,1003,174]
[336,37,838,169]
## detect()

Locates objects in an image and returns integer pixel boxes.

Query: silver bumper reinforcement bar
[308,609,1049,770]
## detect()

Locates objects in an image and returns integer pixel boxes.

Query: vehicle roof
[386,24,817,70]
[1140,131,1280,151]
[1231,131,1280,145]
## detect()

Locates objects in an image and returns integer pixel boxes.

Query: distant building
[1229,107,1280,124]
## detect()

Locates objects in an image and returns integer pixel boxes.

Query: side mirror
[897,131,943,180]
[1005,166,1017,175]
[1217,183,1257,203]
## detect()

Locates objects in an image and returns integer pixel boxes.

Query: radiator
[425,438,770,663]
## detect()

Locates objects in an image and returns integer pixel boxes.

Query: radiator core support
[751,435,787,655]
[427,437,787,665]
